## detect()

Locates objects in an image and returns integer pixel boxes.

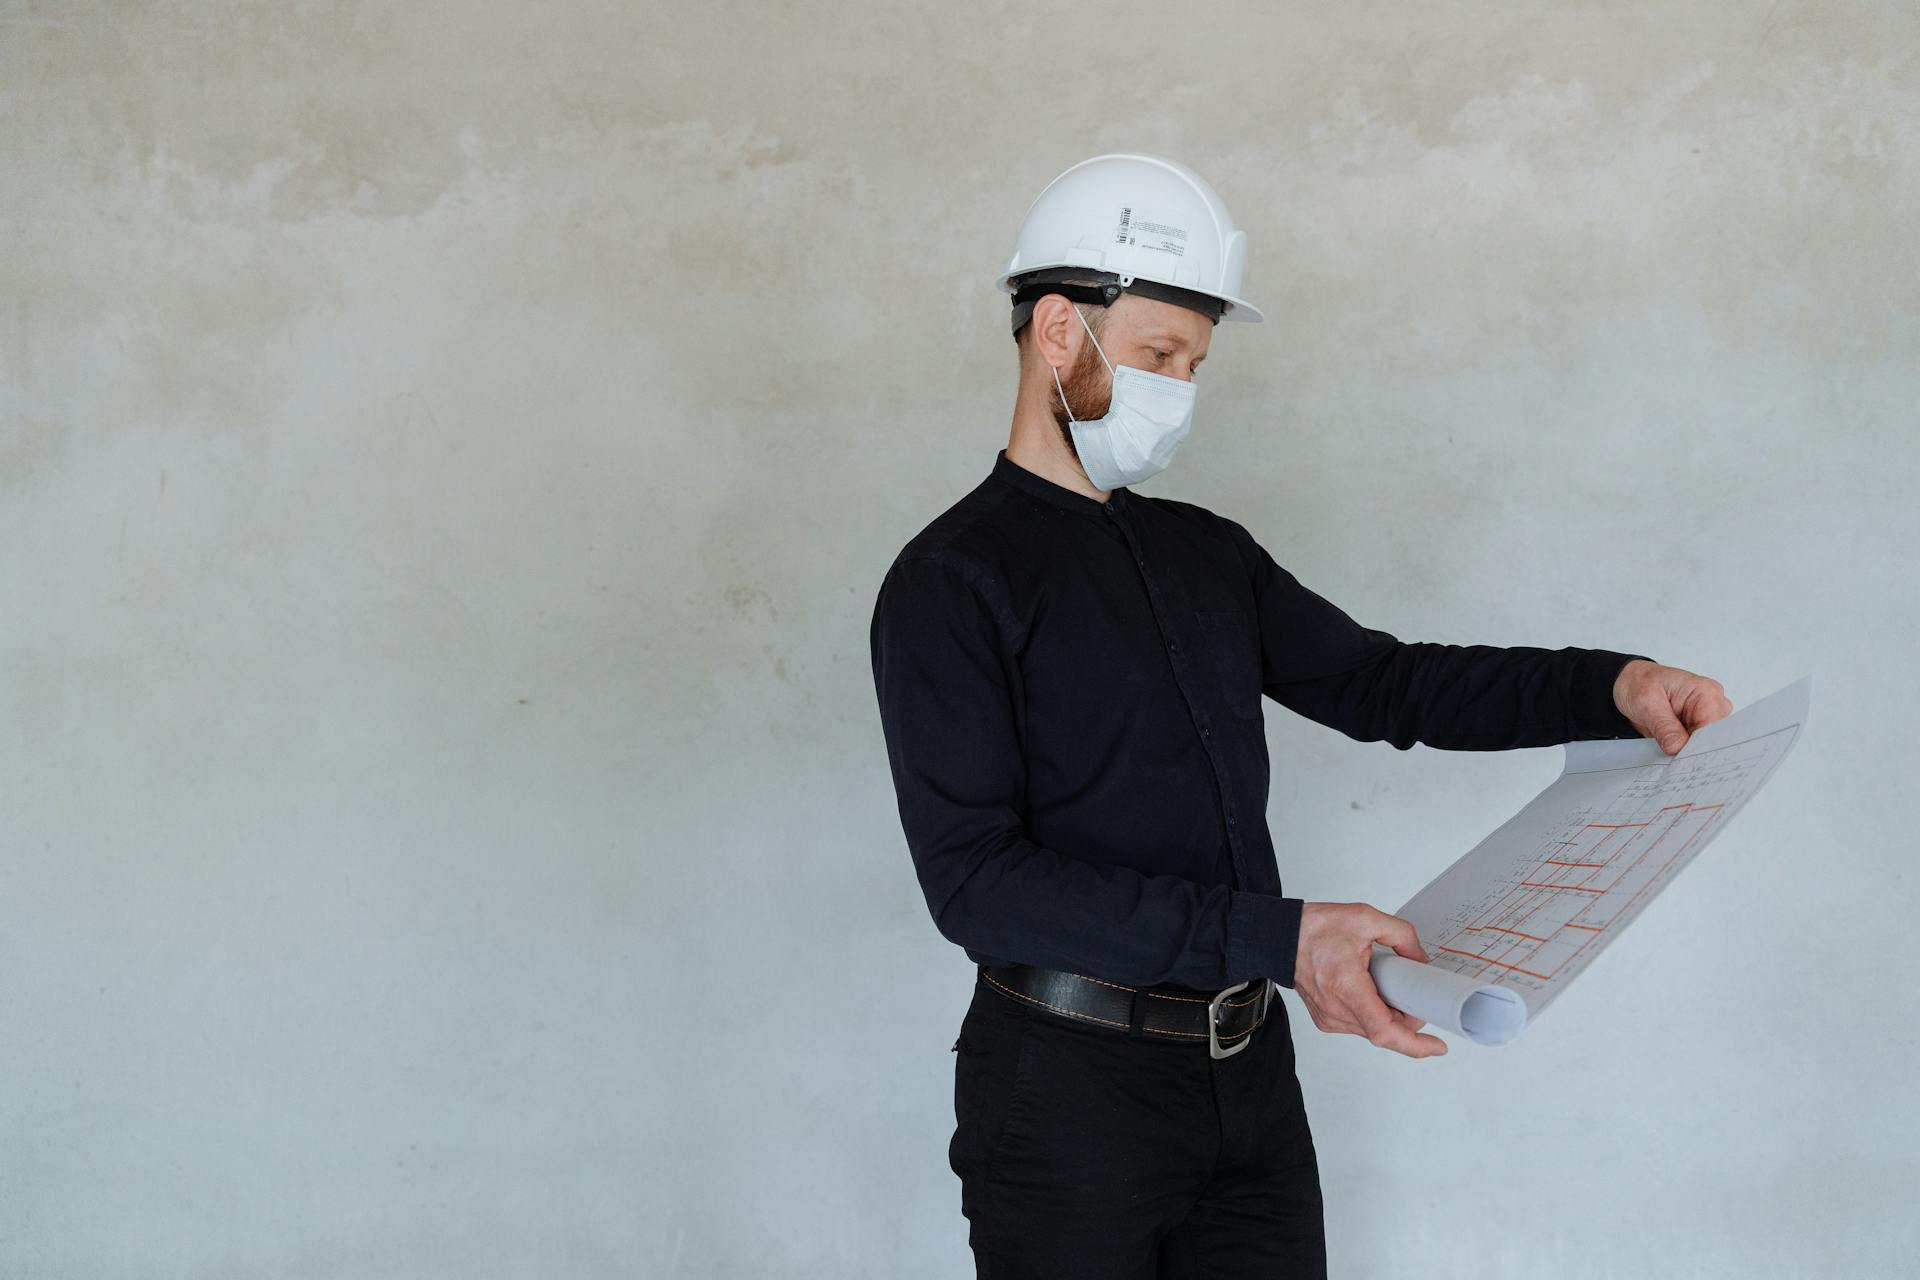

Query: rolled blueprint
[1368,948,1528,1046]
[1365,675,1808,1048]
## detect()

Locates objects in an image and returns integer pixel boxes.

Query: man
[867,152,1732,1277]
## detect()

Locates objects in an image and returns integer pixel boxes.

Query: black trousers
[948,971,1327,1278]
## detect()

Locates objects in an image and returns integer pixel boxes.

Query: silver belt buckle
[1208,979,1253,1059]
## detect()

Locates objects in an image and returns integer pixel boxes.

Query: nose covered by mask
[1051,305,1197,493]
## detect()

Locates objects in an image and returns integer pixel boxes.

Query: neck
[1007,375,1109,502]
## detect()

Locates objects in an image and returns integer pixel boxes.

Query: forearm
[1273,641,1652,751]
[915,826,1304,990]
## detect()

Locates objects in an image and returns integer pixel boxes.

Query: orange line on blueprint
[1437,946,1552,980]
[1438,788,1742,987]
[1472,882,1553,932]
[1473,927,1533,982]
[1546,806,1722,979]
[1477,925,1551,942]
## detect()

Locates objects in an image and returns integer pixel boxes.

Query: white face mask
[1052,305,1197,493]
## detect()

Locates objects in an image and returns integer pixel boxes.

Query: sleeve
[869,554,1304,990]
[1219,519,1655,752]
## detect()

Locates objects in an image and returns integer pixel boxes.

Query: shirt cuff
[1229,891,1306,990]
[1573,650,1656,740]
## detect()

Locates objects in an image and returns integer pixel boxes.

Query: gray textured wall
[3,3,1915,1276]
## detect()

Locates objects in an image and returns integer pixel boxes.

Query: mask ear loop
[1050,362,1077,424]
[1051,305,1115,423]
[1073,304,1116,376]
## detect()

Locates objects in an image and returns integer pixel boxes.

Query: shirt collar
[989,449,1129,517]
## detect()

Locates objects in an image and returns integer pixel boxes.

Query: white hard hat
[997,152,1264,333]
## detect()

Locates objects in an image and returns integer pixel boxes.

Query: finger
[1350,983,1447,1058]
[1323,994,1430,1041]
[1389,1008,1427,1033]
[1680,680,1734,730]
[1361,1010,1448,1057]
[1373,991,1430,1036]
[1372,909,1430,963]
[1643,698,1689,754]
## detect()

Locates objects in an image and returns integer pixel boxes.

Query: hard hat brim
[999,265,1264,327]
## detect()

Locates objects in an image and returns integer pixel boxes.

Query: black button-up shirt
[868,449,1652,994]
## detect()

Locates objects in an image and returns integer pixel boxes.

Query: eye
[1152,349,1173,361]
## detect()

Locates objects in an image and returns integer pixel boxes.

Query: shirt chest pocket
[1193,609,1264,723]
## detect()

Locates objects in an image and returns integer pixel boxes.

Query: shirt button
[1167,639,1180,654]
[1137,558,1146,569]
[1103,500,1115,513]
[1200,725,1211,738]
[1226,816,1237,831]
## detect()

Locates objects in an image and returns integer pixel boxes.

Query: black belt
[976,963,1276,1058]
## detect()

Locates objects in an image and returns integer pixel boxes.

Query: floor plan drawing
[1368,676,1809,1045]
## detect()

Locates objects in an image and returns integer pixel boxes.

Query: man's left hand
[1613,659,1734,755]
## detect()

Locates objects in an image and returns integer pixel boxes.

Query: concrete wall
[3,3,1914,1275]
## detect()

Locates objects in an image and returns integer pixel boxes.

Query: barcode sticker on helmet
[1115,207,1188,258]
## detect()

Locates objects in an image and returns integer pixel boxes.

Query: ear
[1027,293,1084,373]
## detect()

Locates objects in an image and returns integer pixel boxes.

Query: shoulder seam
[891,550,1026,649]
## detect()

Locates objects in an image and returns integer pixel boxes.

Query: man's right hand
[1293,901,1449,1058]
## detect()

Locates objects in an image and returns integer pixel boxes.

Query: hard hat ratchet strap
[1009,271,1226,334]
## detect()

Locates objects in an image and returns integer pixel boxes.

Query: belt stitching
[980,969,1266,1041]
[1036,969,1267,1007]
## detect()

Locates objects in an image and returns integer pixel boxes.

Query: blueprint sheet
[1368,675,1810,1046]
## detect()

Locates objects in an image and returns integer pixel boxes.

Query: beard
[1049,338,1113,458]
